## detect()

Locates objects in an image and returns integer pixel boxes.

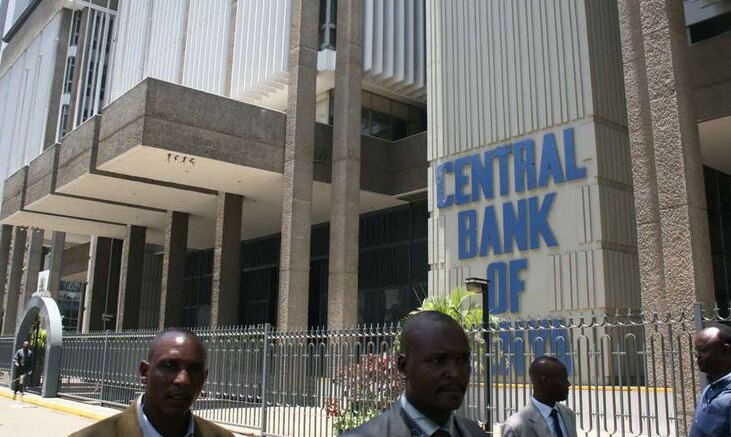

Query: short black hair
[147,327,207,362]
[400,311,465,355]
[528,355,565,382]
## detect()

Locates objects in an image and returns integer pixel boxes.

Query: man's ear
[139,360,150,384]
[397,355,408,379]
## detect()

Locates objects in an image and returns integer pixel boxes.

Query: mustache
[436,383,466,393]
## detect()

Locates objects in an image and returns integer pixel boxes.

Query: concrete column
[0,225,12,329]
[116,225,146,330]
[327,0,363,329]
[619,0,714,311]
[81,237,122,332]
[47,231,66,299]
[1,227,27,335]
[617,1,667,310]
[619,3,710,433]
[211,193,242,327]
[277,0,319,331]
[159,211,188,329]
[16,228,44,326]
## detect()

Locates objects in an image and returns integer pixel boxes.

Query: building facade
[0,0,729,333]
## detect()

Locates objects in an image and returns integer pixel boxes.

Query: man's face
[139,334,208,418]
[543,364,571,402]
[398,322,471,422]
[22,341,29,349]
[695,329,729,375]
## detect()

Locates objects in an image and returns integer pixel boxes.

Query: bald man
[689,324,731,437]
[501,356,577,437]
[71,328,233,437]
[342,311,487,436]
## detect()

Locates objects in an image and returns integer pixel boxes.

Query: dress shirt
[400,394,457,437]
[136,395,195,437]
[689,371,731,437]
[531,397,569,437]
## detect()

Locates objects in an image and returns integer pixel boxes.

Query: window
[70,10,82,46]
[58,104,70,140]
[63,57,75,93]
[341,91,427,141]
[319,0,337,50]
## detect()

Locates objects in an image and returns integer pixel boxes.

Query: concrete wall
[426,1,639,315]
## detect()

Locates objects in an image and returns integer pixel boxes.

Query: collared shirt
[136,395,195,437]
[14,348,31,368]
[400,394,457,436]
[689,371,731,437]
[531,397,569,437]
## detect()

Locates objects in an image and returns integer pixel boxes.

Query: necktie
[549,409,564,437]
[431,431,451,437]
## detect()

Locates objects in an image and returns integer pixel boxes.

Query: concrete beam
[1,226,26,335]
[277,0,319,331]
[159,211,188,329]
[81,237,122,332]
[211,193,242,327]
[116,225,146,330]
[0,225,12,327]
[327,0,363,329]
[47,231,66,299]
[16,228,44,327]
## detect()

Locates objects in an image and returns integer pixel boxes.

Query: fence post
[99,330,110,404]
[693,303,708,391]
[260,323,271,436]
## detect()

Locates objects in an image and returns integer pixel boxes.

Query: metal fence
[0,336,13,387]
[5,305,727,436]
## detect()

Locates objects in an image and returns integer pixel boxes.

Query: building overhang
[1,78,426,249]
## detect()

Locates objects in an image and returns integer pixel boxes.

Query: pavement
[0,387,253,436]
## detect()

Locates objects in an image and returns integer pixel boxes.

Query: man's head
[694,324,731,381]
[139,328,208,419]
[398,311,471,425]
[22,340,29,349]
[529,356,571,405]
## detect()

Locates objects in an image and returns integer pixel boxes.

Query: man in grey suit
[501,356,577,437]
[342,311,487,436]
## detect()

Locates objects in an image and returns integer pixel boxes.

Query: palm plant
[411,287,499,329]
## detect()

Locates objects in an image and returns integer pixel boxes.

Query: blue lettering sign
[458,209,477,259]
[529,193,558,249]
[436,161,454,208]
[564,128,587,181]
[454,157,471,205]
[513,139,536,193]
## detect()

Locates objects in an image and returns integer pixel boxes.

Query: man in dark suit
[71,328,233,437]
[501,356,577,437]
[342,311,487,436]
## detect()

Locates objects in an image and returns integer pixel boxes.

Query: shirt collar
[400,393,456,436]
[136,395,195,437]
[709,370,731,388]
[531,396,560,423]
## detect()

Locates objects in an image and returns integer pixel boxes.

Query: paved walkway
[0,387,252,436]
[0,393,97,435]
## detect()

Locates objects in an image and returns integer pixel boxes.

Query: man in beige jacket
[71,328,232,437]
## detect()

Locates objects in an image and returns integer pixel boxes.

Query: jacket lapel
[117,403,143,437]
[524,403,552,437]
[388,400,417,435]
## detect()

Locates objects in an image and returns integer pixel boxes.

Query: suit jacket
[501,401,577,437]
[69,402,234,437]
[341,401,488,437]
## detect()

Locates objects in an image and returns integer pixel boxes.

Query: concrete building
[0,0,729,333]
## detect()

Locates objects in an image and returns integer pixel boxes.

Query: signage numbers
[167,153,196,166]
